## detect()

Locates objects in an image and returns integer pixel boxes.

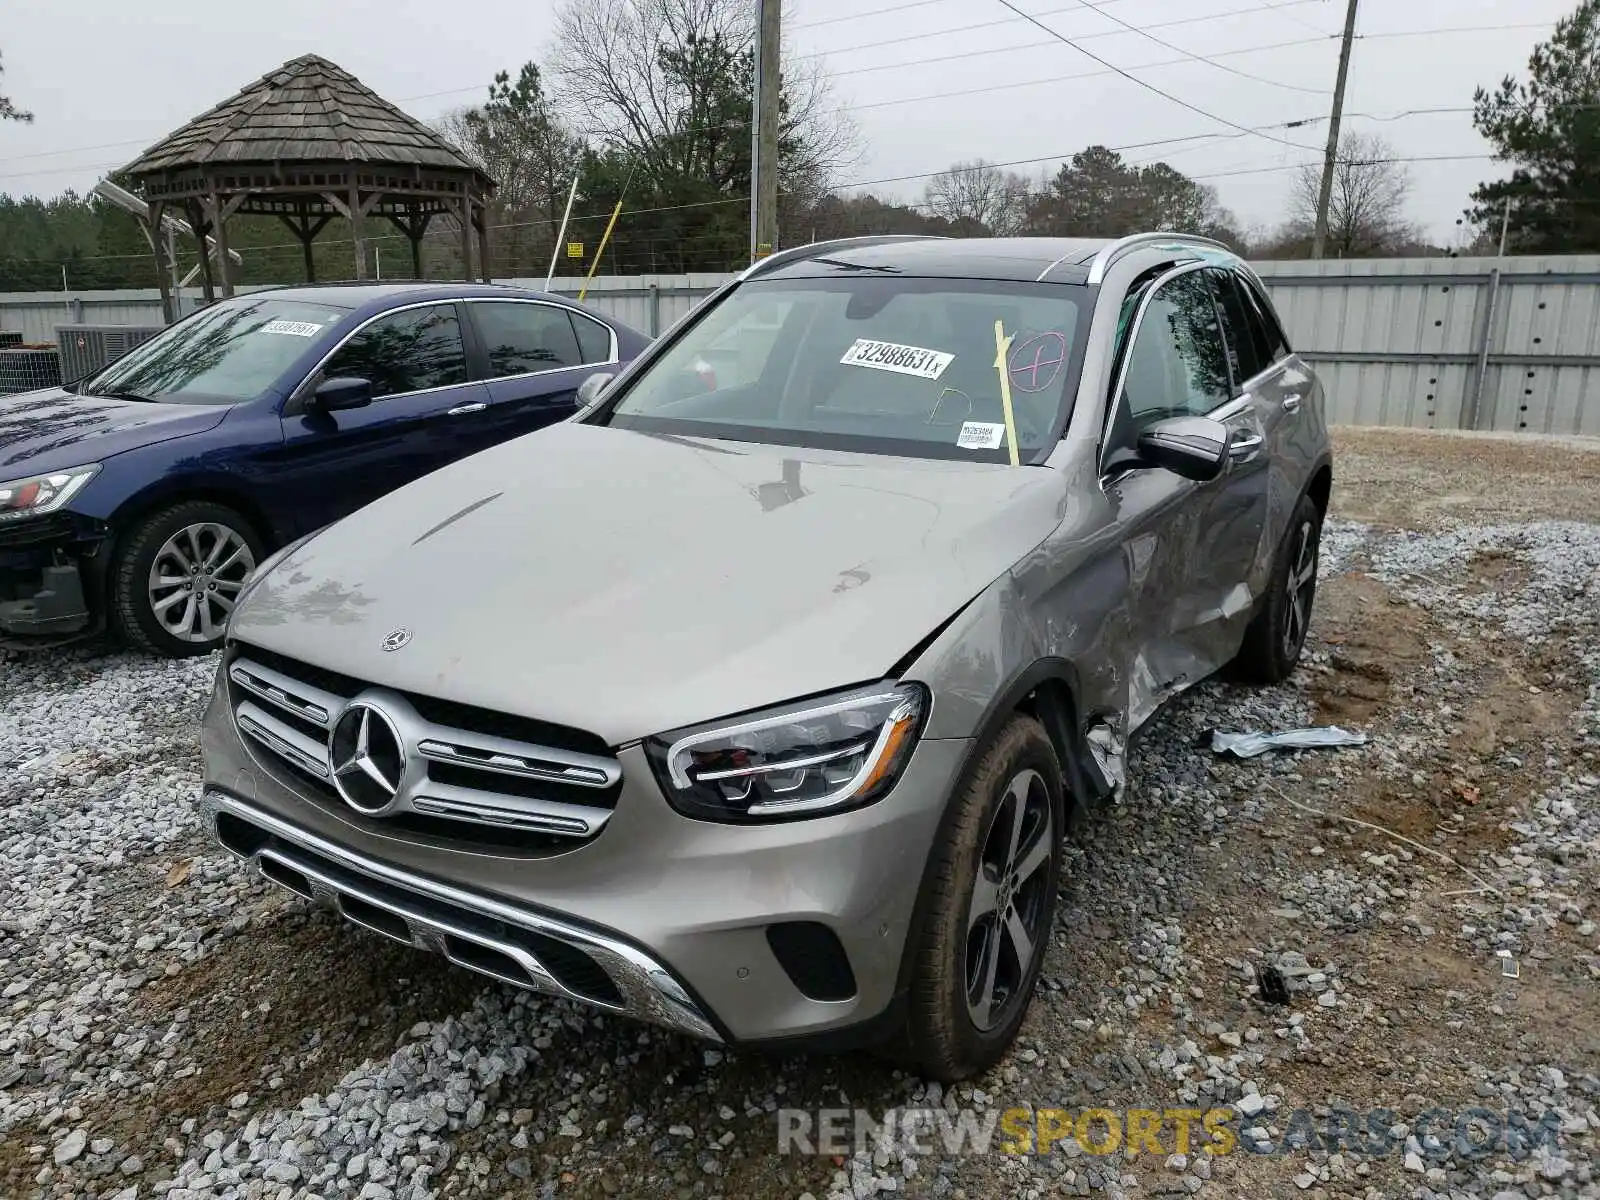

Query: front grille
[227,641,622,850]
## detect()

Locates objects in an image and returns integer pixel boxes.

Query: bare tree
[922,161,1030,235]
[549,0,856,198]
[1287,132,1417,257]
[1,49,31,123]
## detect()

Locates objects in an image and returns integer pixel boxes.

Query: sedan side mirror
[1135,415,1229,482]
[576,371,616,410]
[313,376,373,412]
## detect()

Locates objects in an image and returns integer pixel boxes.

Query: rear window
[603,277,1086,462]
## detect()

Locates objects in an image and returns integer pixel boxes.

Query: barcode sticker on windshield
[840,338,953,380]
[957,421,1006,450]
[258,319,323,337]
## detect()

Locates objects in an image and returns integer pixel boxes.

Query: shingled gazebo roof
[122,53,497,311]
[125,54,487,180]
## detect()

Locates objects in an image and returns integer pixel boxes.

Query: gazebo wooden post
[300,202,317,282]
[148,200,176,324]
[207,190,239,298]
[476,199,491,283]
[455,196,472,282]
[185,201,216,304]
[349,184,369,281]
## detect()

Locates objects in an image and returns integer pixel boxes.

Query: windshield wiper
[90,387,158,403]
[811,256,901,274]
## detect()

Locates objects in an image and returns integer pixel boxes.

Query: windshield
[603,277,1086,462]
[83,296,352,405]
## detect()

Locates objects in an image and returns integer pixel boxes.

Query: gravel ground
[2,427,1597,1200]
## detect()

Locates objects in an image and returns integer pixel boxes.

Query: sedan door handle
[1281,393,1304,414]
[446,402,488,416]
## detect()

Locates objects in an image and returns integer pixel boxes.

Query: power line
[987,0,1321,151]
[1048,0,1329,95]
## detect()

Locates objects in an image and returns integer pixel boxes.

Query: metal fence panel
[4,256,1600,432]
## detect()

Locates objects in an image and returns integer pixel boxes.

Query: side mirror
[1135,416,1229,482]
[576,371,616,409]
[313,376,373,412]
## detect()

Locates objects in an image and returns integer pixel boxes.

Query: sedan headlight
[0,464,100,523]
[645,683,927,822]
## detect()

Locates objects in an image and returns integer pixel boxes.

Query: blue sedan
[0,282,650,656]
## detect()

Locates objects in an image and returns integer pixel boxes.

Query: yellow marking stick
[992,319,1020,466]
[578,200,625,301]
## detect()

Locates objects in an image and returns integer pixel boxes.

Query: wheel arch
[107,481,282,557]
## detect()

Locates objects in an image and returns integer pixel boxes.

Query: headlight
[0,464,100,523]
[645,683,927,822]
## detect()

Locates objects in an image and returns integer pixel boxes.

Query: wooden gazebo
[122,54,496,321]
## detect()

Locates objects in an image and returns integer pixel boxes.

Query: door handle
[446,402,488,416]
[1281,393,1304,414]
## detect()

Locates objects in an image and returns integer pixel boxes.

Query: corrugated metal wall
[3,255,1598,434]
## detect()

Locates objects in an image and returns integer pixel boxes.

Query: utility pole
[1311,0,1360,260]
[750,0,782,263]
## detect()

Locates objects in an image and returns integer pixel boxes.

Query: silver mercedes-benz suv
[200,233,1331,1081]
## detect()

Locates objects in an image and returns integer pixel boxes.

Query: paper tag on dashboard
[840,338,953,380]
[258,319,323,337]
[957,421,1006,450]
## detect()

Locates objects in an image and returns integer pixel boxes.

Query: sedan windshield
[82,296,352,405]
[603,276,1086,462]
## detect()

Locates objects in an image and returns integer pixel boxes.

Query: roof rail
[1085,232,1236,286]
[739,234,949,281]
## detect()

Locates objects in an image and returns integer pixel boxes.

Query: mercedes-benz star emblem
[329,701,405,813]
[381,627,413,652]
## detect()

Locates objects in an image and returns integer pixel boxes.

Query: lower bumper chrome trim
[202,789,721,1042]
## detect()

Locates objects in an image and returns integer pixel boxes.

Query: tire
[112,501,265,658]
[1231,491,1322,684]
[895,715,1063,1082]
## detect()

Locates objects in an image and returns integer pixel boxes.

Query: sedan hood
[0,387,229,475]
[232,423,1066,745]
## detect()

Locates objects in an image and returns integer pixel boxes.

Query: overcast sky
[0,0,1577,245]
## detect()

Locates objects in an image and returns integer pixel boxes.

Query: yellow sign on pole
[566,242,584,259]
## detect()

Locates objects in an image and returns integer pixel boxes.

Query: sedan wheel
[147,523,257,644]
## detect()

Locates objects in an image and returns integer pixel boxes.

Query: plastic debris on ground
[1209,726,1369,759]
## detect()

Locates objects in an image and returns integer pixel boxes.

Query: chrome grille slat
[416,737,618,788]
[236,700,333,780]
[227,647,621,844]
[412,780,607,836]
[230,658,341,728]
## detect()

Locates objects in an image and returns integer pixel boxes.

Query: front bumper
[200,678,971,1045]
[0,512,106,639]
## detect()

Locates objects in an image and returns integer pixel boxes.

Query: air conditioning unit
[55,323,165,382]
[0,332,23,349]
[0,347,63,396]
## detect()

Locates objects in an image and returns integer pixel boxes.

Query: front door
[274,302,489,533]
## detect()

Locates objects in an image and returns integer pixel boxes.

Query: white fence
[3,255,1598,435]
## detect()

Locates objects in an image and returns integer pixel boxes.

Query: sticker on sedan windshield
[258,319,324,337]
[956,421,1006,450]
[840,338,953,380]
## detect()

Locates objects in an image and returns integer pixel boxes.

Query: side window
[1119,271,1231,424]
[473,302,583,377]
[322,304,467,399]
[1208,268,1270,388]
[571,313,614,364]
[1237,275,1292,361]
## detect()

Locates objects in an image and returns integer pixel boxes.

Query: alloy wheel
[1282,518,1318,660]
[964,767,1054,1033]
[147,522,256,644]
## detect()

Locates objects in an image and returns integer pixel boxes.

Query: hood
[231,422,1067,745]
[0,387,230,475]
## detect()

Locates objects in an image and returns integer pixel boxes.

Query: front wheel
[112,502,264,657]
[895,715,1063,1082]
[1231,491,1322,684]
